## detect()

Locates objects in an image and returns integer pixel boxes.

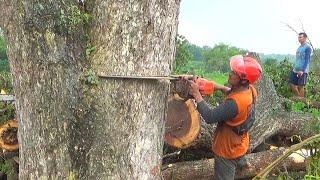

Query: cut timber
[165,94,201,149]
[162,148,307,180]
[0,120,19,151]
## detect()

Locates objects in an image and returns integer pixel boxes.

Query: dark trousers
[213,155,247,180]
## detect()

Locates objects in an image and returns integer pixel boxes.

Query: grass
[203,72,228,85]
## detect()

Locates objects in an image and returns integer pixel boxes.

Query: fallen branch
[253,133,320,179]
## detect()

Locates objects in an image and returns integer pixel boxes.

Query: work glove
[195,78,215,96]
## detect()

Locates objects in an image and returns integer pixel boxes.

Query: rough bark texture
[0,1,14,30]
[88,1,180,179]
[1,0,180,179]
[162,148,307,180]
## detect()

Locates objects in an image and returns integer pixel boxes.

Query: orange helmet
[230,55,262,84]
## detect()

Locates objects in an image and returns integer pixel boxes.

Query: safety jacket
[212,86,257,159]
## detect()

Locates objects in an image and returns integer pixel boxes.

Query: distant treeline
[173,35,320,74]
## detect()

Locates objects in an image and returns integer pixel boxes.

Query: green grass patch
[203,72,228,85]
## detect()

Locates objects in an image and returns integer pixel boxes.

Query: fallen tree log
[162,148,307,180]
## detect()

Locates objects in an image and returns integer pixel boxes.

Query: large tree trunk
[1,1,180,179]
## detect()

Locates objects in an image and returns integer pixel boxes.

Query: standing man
[289,32,312,97]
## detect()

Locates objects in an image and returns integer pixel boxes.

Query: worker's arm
[195,78,230,95]
[213,82,231,93]
[188,80,238,124]
[197,99,238,124]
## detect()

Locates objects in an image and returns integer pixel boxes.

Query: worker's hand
[297,71,304,78]
[188,80,203,103]
[195,78,214,96]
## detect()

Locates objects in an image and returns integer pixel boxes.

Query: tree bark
[0,1,14,30]
[162,148,307,180]
[2,0,180,179]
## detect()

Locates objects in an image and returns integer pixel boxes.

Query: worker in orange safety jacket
[186,55,262,180]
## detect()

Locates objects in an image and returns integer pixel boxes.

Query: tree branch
[282,22,299,35]
[253,133,320,179]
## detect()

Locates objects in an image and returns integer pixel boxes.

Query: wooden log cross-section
[0,120,19,152]
[165,94,201,149]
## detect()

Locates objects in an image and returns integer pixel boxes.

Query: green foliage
[60,5,93,33]
[264,58,278,67]
[0,72,15,124]
[0,102,15,125]
[260,54,295,63]
[0,35,9,73]
[85,44,96,59]
[0,72,13,94]
[264,59,294,98]
[305,145,320,179]
[0,35,7,60]
[311,48,320,73]
[203,72,228,85]
[173,35,193,73]
[0,160,15,176]
[203,43,247,73]
[84,69,99,85]
[0,60,10,72]
[188,44,206,61]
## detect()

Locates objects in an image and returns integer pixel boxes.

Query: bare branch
[281,21,299,35]
[299,19,306,33]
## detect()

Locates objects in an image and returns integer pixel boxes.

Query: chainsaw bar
[98,74,195,81]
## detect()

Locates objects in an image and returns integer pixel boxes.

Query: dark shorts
[288,71,308,86]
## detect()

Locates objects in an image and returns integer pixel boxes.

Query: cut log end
[0,120,19,151]
[165,94,201,149]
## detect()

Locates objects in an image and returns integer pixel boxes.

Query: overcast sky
[178,0,320,54]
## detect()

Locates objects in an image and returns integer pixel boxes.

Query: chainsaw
[98,74,215,99]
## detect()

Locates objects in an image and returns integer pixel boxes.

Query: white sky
[178,0,320,54]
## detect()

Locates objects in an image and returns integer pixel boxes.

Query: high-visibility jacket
[212,86,257,159]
